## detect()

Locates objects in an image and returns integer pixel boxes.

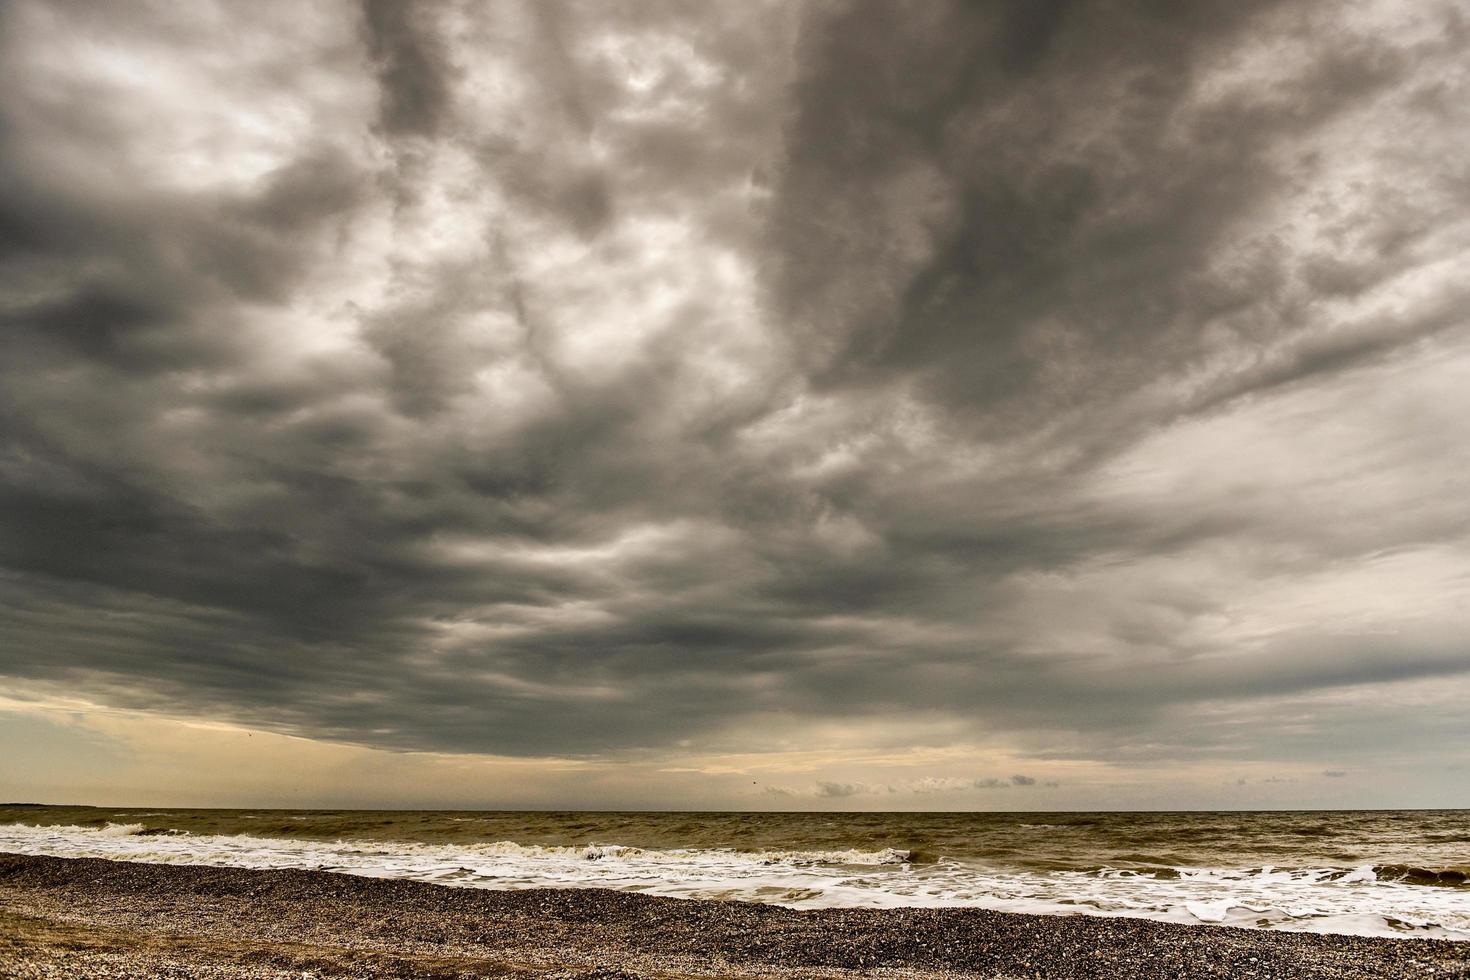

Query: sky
[1,0,1468,811]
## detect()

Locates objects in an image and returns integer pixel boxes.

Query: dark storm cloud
[1,0,1468,773]
[771,0,1463,446]
[360,0,455,137]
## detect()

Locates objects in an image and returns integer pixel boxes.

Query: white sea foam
[1,822,1466,940]
[96,822,147,836]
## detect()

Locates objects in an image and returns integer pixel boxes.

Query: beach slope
[1,853,1465,979]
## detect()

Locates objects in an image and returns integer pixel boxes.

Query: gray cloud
[0,0,1468,791]
[782,776,1048,799]
[814,781,865,799]
[772,0,1467,444]
[361,0,456,137]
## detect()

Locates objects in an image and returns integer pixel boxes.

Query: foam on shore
[2,820,1466,940]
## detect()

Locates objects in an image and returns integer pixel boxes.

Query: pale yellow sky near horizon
[1,689,1453,812]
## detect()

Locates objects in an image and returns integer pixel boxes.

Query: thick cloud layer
[1,0,1467,782]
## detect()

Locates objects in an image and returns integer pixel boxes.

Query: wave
[753,846,914,866]
[18,821,173,839]
[1075,863,1470,889]
[432,841,916,868]
[97,822,148,836]
[1373,864,1470,887]
[2,822,1467,941]
[10,825,1467,888]
[0,824,911,869]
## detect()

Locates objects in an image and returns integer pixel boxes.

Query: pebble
[0,853,1467,979]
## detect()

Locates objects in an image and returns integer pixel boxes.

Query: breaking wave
[97,822,147,836]
[1373,864,1470,887]
[2,821,1467,941]
[0,823,912,870]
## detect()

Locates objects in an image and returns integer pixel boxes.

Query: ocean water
[1,806,1465,940]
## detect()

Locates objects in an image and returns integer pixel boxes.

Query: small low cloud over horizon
[1,0,1468,810]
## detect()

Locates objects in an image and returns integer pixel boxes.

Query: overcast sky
[1,0,1468,810]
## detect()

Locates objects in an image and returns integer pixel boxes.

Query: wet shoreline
[2,853,1467,978]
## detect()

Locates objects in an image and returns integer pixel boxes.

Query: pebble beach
[2,853,1466,979]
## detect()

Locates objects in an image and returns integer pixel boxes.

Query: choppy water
[2,806,1466,940]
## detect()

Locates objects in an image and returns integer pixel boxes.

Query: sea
[1,806,1466,941]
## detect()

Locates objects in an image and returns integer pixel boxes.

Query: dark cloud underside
[0,0,1467,771]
